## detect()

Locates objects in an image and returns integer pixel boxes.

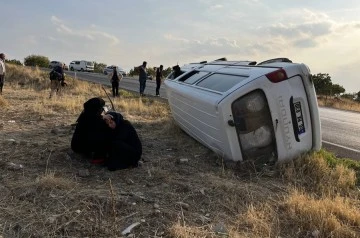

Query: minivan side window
[178,71,209,84]
[196,74,248,92]
[75,61,80,65]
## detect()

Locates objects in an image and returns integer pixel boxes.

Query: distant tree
[128,65,167,78]
[357,91,360,98]
[94,62,107,73]
[147,67,155,78]
[128,66,139,76]
[331,84,345,96]
[5,59,22,66]
[341,93,356,100]
[163,67,172,77]
[312,73,333,95]
[24,55,50,67]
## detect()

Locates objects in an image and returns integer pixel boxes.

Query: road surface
[320,107,360,159]
[63,70,360,160]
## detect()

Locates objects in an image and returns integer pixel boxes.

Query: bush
[5,59,23,66]
[24,55,50,68]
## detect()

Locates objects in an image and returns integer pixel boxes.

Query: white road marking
[322,140,360,153]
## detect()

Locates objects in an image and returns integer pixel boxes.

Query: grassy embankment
[0,64,359,237]
[317,96,360,113]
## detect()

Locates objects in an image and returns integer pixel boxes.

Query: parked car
[103,65,126,76]
[69,60,94,72]
[164,57,321,164]
[63,63,69,71]
[49,61,63,69]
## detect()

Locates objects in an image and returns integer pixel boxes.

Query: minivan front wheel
[70,67,74,71]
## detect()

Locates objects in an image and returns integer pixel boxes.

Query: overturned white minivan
[164,58,321,163]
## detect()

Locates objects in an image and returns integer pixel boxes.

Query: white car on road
[103,66,126,76]
[69,60,94,72]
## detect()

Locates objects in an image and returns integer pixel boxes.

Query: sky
[1,0,360,93]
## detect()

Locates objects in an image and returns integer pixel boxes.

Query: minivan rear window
[179,71,209,84]
[87,61,94,66]
[196,74,248,92]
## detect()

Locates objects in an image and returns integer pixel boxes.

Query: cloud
[268,22,332,39]
[164,34,276,58]
[209,4,223,10]
[293,38,317,48]
[256,9,360,49]
[164,34,190,43]
[50,15,119,45]
[50,16,63,25]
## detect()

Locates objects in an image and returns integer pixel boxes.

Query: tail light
[266,69,288,83]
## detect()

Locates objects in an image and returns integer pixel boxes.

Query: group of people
[138,61,164,97]
[0,55,162,171]
[107,61,164,98]
[71,97,142,171]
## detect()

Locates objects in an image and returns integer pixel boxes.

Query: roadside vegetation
[317,96,360,112]
[0,64,359,237]
[312,73,360,112]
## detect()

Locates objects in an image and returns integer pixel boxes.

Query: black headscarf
[106,111,124,127]
[83,97,105,116]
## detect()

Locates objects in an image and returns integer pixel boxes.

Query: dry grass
[278,151,357,194]
[0,95,9,107]
[317,96,360,112]
[284,190,360,238]
[0,64,359,237]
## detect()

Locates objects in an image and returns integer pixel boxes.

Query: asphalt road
[320,107,360,159]
[62,70,360,160]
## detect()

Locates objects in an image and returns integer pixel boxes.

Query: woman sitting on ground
[71,97,111,160]
[103,111,142,171]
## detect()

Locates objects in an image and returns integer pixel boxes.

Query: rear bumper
[300,65,322,151]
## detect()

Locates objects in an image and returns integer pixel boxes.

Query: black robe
[71,97,111,157]
[105,112,142,171]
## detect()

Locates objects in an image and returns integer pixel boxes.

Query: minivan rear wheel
[81,68,84,72]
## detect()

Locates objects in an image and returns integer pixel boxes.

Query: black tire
[104,71,108,75]
[81,68,84,72]
[70,67,74,71]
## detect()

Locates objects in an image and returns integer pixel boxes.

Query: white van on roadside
[69,60,94,72]
[164,58,321,164]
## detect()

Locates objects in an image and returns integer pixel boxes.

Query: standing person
[138,61,147,96]
[108,66,123,97]
[173,65,183,79]
[49,64,65,98]
[0,53,6,95]
[103,111,142,171]
[155,65,163,97]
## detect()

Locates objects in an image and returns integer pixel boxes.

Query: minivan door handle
[228,120,235,127]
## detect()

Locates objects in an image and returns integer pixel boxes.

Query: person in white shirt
[0,53,5,95]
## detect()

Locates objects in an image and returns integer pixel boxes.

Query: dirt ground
[0,85,359,238]
[0,88,270,237]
